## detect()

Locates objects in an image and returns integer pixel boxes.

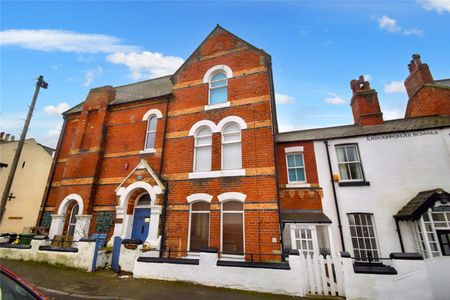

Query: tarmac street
[1,259,304,300]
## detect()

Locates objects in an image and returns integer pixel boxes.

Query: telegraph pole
[0,76,48,222]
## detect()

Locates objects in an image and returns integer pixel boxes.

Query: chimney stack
[350,75,384,126]
[11,136,15,142]
[404,54,434,99]
[5,134,10,141]
[0,132,4,140]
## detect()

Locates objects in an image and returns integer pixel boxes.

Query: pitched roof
[280,210,332,223]
[63,75,173,115]
[395,189,450,221]
[276,115,450,142]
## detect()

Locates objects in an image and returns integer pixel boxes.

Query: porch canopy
[281,210,332,223]
[395,188,450,221]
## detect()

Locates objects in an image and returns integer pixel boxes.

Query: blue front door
[131,208,151,242]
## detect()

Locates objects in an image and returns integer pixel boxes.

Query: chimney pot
[11,136,15,141]
[0,132,4,140]
[5,134,10,141]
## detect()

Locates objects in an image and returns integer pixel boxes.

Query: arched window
[222,122,242,170]
[221,201,244,255]
[145,115,157,150]
[194,126,212,172]
[67,203,79,236]
[189,201,210,252]
[209,72,228,105]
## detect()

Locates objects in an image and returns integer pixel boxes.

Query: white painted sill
[286,183,311,188]
[188,169,246,179]
[204,101,231,111]
[140,148,156,154]
[219,254,245,261]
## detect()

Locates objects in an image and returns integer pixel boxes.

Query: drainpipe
[324,140,345,251]
[158,94,170,257]
[394,217,405,252]
[36,118,68,229]
[266,56,284,253]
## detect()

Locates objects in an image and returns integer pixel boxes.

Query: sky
[1,0,449,147]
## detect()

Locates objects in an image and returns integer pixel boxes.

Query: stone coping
[216,260,290,270]
[0,243,32,250]
[389,252,424,260]
[38,245,79,253]
[137,257,199,265]
[353,262,397,275]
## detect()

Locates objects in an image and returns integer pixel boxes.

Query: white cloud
[377,16,424,36]
[84,66,103,87]
[43,103,70,115]
[0,29,138,53]
[323,92,346,105]
[107,51,184,80]
[275,93,295,105]
[363,74,372,81]
[383,108,404,120]
[378,16,400,32]
[420,0,450,13]
[384,81,405,93]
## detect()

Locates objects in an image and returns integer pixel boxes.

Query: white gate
[299,254,345,297]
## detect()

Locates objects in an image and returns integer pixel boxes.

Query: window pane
[339,164,350,180]
[211,73,227,83]
[190,213,209,251]
[197,126,212,137]
[288,169,297,182]
[336,147,346,162]
[223,123,240,135]
[296,168,306,182]
[137,194,151,206]
[196,136,212,146]
[223,132,240,143]
[223,201,243,211]
[294,154,304,167]
[210,87,227,104]
[348,213,379,262]
[146,132,156,149]
[349,163,363,180]
[287,155,296,167]
[195,146,212,171]
[346,146,358,161]
[223,142,242,170]
[192,202,210,211]
[223,213,243,255]
[148,116,157,131]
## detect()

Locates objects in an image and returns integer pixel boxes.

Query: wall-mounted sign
[367,130,439,142]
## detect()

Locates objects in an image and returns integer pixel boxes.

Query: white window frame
[140,109,162,154]
[143,115,157,152]
[187,201,211,253]
[286,152,307,184]
[221,122,242,170]
[193,126,213,172]
[335,144,365,182]
[209,72,228,104]
[414,207,450,258]
[290,224,318,257]
[203,65,233,111]
[348,213,380,262]
[219,197,246,260]
[67,203,79,236]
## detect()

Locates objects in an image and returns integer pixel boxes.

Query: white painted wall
[0,239,97,271]
[315,127,450,257]
[134,252,304,297]
[424,256,450,300]
[340,255,434,300]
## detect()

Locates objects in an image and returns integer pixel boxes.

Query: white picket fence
[299,254,345,297]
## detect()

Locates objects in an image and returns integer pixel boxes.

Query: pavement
[1,259,306,300]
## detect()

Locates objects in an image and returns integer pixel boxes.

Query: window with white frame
[222,201,244,255]
[145,115,157,150]
[194,126,212,172]
[348,213,380,261]
[189,202,210,252]
[412,210,450,258]
[286,153,306,183]
[335,144,364,181]
[290,225,331,257]
[222,122,242,170]
[209,72,228,105]
[67,203,79,236]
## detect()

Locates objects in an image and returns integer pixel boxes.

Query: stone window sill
[188,169,245,179]
[140,148,156,154]
[204,101,231,111]
[286,183,311,188]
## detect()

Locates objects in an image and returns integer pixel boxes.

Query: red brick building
[41,26,282,261]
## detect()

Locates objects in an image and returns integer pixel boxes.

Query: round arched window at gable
[209,72,228,105]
